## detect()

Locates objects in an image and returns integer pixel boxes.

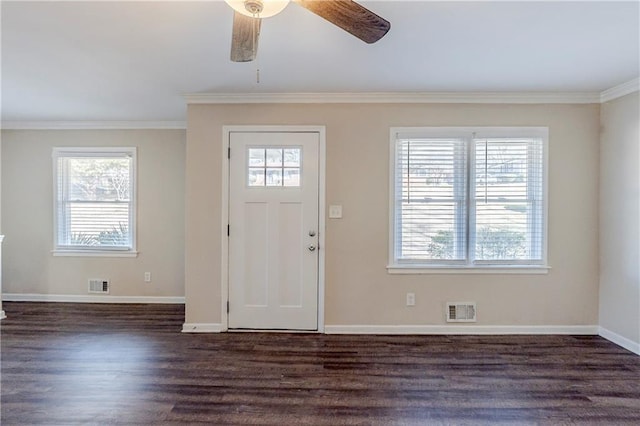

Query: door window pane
[248,168,265,186]
[249,149,266,167]
[266,149,283,167]
[266,168,283,186]
[284,149,300,167]
[283,168,300,187]
[247,147,301,187]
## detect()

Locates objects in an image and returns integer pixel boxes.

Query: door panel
[228,132,319,330]
[243,202,268,307]
[277,202,303,307]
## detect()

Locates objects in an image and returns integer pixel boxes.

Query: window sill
[52,250,138,258]
[387,265,551,275]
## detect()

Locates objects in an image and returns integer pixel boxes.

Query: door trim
[221,125,326,332]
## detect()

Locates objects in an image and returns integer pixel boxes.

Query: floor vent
[88,279,110,294]
[446,302,476,322]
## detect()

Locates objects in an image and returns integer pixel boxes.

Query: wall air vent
[446,302,476,322]
[88,279,109,294]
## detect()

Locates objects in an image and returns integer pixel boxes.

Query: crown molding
[600,78,640,103]
[0,121,187,130]
[184,91,601,105]
[3,82,636,130]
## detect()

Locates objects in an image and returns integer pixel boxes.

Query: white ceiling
[1,1,638,122]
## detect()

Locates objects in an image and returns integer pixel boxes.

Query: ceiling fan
[226,0,391,62]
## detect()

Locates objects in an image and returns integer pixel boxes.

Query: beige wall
[599,92,640,345]
[1,129,185,298]
[185,103,601,327]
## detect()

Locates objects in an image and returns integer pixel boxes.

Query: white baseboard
[2,293,185,304]
[324,324,599,335]
[599,327,640,355]
[182,323,224,333]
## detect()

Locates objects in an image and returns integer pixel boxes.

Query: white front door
[228,131,319,330]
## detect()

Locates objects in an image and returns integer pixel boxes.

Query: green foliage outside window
[427,227,525,260]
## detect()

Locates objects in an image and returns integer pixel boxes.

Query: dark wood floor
[1,302,639,425]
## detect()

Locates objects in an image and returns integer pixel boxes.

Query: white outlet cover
[406,293,416,306]
[329,205,343,219]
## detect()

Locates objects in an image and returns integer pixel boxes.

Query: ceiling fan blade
[230,11,261,62]
[293,0,390,44]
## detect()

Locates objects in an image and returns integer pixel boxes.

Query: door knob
[308,245,316,252]
[309,230,316,237]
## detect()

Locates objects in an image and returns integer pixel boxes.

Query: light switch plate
[329,205,343,219]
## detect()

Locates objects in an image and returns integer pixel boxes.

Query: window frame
[52,147,138,257]
[246,145,303,188]
[388,127,549,274]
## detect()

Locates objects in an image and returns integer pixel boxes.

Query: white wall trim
[387,266,550,274]
[600,78,640,103]
[182,323,224,333]
[599,327,640,355]
[52,250,139,258]
[0,121,187,130]
[220,127,231,332]
[185,91,601,105]
[325,325,599,335]
[0,236,4,320]
[2,293,185,304]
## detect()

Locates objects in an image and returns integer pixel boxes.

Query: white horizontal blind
[472,138,544,263]
[391,128,547,269]
[394,138,467,262]
[54,149,135,251]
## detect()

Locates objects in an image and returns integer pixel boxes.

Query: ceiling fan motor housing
[226,0,290,18]
[244,0,264,15]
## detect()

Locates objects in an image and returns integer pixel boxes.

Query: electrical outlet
[406,292,415,306]
[144,272,151,282]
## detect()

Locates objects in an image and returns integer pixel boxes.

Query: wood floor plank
[1,302,639,425]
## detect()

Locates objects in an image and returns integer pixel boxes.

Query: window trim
[388,127,549,273]
[52,147,137,257]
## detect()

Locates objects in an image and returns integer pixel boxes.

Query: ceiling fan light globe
[225,0,290,18]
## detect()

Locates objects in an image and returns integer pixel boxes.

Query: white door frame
[221,125,326,332]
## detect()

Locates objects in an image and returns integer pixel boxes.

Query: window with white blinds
[390,128,547,269]
[53,148,136,254]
